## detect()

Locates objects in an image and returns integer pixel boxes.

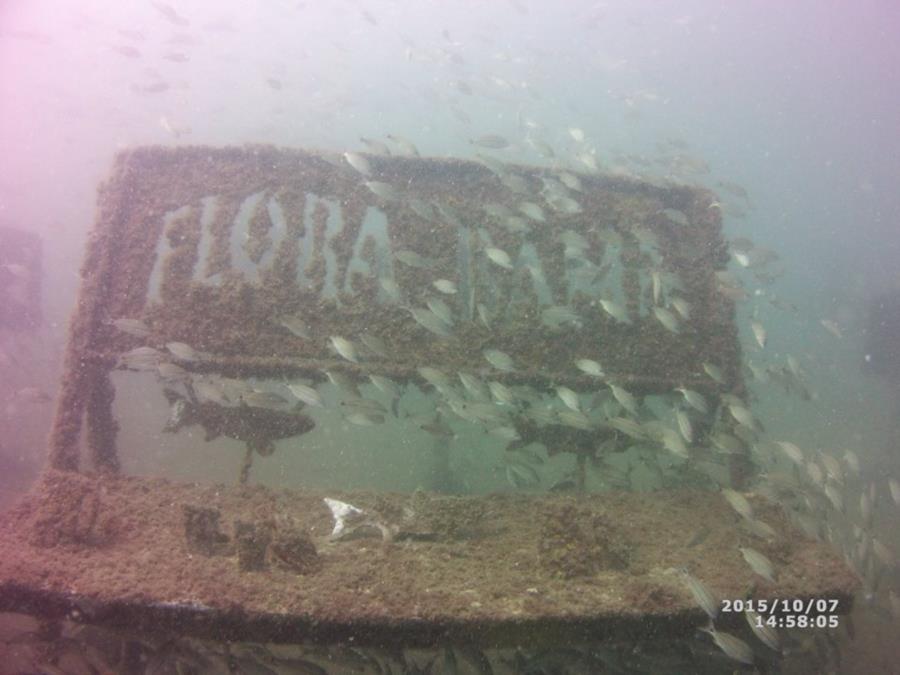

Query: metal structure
[46,145,743,482]
[0,149,859,657]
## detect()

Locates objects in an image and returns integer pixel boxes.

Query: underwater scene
[1,1,899,673]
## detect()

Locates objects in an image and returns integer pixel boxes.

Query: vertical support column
[85,370,120,474]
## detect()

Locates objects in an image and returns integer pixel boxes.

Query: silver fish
[610,383,638,416]
[156,362,189,382]
[660,427,689,458]
[607,416,646,440]
[820,319,843,338]
[745,609,780,652]
[671,296,692,320]
[11,387,51,404]
[343,396,387,414]
[325,370,361,398]
[776,440,804,465]
[343,151,372,176]
[518,201,546,222]
[702,362,725,384]
[558,409,593,431]
[489,425,520,442]
[364,180,400,201]
[287,382,323,407]
[542,305,581,329]
[395,249,434,268]
[243,390,291,410]
[359,136,391,155]
[661,208,690,226]
[433,279,458,294]
[385,134,419,157]
[458,372,490,401]
[558,171,583,191]
[344,411,385,426]
[711,432,744,454]
[369,374,400,399]
[488,380,515,406]
[477,303,492,329]
[330,336,359,363]
[471,134,510,149]
[742,518,778,541]
[824,483,844,512]
[193,378,233,406]
[359,334,389,358]
[506,461,540,488]
[556,386,580,412]
[575,358,604,377]
[722,489,754,520]
[407,197,436,221]
[675,409,693,443]
[117,346,162,371]
[409,307,453,337]
[873,537,896,567]
[843,449,861,475]
[675,387,708,414]
[501,173,530,194]
[653,306,680,334]
[418,367,450,388]
[379,277,402,302]
[739,546,776,583]
[728,403,755,429]
[889,477,900,506]
[678,568,719,620]
[426,297,454,326]
[700,627,754,665]
[109,317,151,338]
[599,299,630,324]
[547,194,582,214]
[485,247,513,269]
[276,315,311,339]
[751,320,767,349]
[166,341,201,362]
[484,349,515,372]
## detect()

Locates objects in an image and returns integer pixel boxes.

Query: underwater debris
[234,519,271,572]
[269,519,321,574]
[183,505,232,557]
[323,497,395,542]
[538,505,629,579]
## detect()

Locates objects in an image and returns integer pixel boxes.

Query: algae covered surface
[0,470,857,647]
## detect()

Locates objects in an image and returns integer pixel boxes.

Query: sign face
[0,227,42,331]
[49,146,742,473]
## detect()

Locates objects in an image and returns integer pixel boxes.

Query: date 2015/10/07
[721,598,840,628]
